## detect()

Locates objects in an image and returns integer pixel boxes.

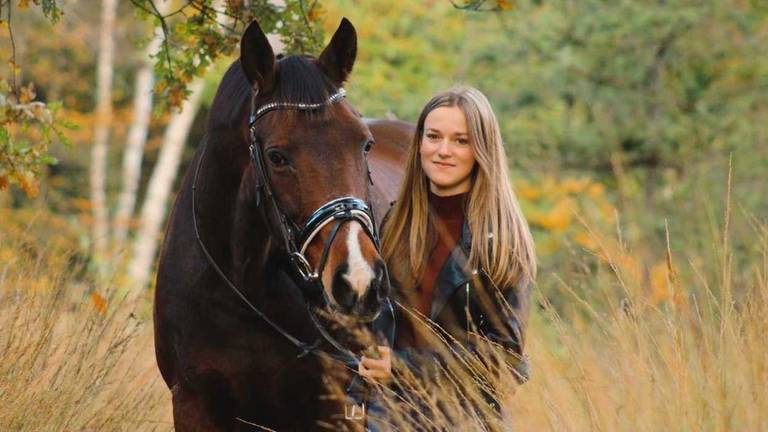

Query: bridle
[247,87,381,309]
[191,85,392,372]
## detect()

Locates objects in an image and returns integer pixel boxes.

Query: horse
[153,18,413,431]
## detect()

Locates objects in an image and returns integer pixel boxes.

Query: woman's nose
[437,138,451,156]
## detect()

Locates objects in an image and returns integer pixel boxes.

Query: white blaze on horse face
[343,222,375,296]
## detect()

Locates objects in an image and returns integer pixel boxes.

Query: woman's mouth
[433,161,454,168]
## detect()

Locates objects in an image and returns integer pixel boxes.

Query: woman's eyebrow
[425,128,468,136]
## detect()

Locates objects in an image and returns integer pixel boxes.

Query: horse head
[239,19,389,322]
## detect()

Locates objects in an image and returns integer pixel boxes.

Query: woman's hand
[358,346,392,384]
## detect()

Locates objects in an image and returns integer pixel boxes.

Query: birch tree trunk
[112,19,167,253]
[90,0,118,277]
[126,0,232,293]
[126,78,206,292]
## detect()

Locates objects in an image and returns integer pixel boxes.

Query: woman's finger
[358,362,371,377]
[361,361,391,377]
[358,364,380,382]
[361,356,388,369]
[368,367,393,382]
[366,370,387,379]
[359,356,392,383]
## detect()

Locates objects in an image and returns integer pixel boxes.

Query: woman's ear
[318,18,357,85]
[240,20,276,93]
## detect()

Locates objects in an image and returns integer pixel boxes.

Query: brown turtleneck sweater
[417,191,468,315]
[394,191,468,349]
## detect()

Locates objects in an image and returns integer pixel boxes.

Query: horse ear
[318,18,357,85]
[241,20,276,93]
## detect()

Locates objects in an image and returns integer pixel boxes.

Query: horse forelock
[273,55,337,105]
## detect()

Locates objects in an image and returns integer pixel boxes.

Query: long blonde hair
[381,85,536,291]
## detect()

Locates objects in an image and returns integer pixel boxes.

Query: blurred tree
[449,0,514,11]
[0,0,69,198]
[127,75,205,293]
[113,1,171,253]
[130,0,325,112]
[322,0,467,121]
[1,0,324,200]
[90,0,119,276]
[464,0,768,178]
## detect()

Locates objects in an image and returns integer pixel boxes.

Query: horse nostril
[332,266,357,311]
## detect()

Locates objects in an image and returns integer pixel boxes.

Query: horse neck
[193,129,271,286]
[230,166,274,290]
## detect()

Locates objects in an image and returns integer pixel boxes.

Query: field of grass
[0,246,172,430]
[2,169,766,431]
[507,222,768,431]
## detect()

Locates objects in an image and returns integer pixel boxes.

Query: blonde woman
[358,85,536,423]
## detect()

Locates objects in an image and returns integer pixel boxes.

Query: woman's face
[419,106,477,196]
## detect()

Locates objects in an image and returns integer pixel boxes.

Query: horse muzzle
[329,260,389,323]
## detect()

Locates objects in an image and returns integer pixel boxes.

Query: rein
[191,86,389,372]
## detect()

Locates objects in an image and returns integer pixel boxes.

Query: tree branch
[298,0,321,51]
[449,0,500,11]
[129,0,175,82]
[187,1,239,35]
[5,0,18,98]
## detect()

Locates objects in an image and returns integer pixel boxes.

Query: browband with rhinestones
[249,88,347,126]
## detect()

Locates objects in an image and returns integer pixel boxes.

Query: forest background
[1,0,767,430]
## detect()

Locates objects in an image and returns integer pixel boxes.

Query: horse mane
[208,55,339,131]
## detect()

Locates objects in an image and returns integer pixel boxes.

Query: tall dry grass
[504,217,768,431]
[0,237,172,430]
[499,161,767,431]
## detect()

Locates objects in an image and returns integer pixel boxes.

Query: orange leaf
[8,59,20,74]
[91,292,107,315]
[19,82,36,104]
[307,5,325,21]
[18,173,39,198]
[154,80,167,94]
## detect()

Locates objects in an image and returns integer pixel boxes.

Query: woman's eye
[267,151,288,167]
[426,133,440,141]
[457,138,469,145]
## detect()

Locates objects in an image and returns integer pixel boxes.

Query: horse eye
[266,150,289,167]
[362,140,374,154]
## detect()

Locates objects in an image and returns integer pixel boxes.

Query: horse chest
[179,340,336,418]
[182,318,340,393]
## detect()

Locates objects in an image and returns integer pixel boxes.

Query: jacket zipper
[465,281,470,338]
